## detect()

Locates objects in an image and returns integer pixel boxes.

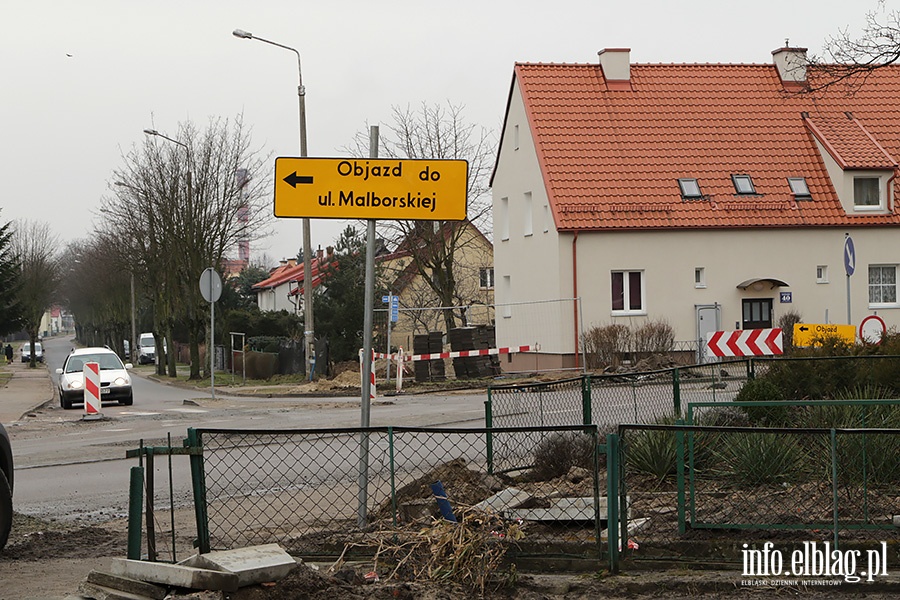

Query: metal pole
[295,50,315,380]
[130,273,137,364]
[386,292,392,384]
[358,125,378,528]
[210,272,215,400]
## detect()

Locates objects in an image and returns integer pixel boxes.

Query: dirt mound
[373,458,510,522]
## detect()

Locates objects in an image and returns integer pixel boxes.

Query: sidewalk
[0,357,55,425]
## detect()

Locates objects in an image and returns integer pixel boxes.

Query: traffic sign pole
[358,126,378,530]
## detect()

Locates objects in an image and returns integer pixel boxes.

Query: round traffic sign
[844,236,856,276]
[199,268,223,303]
[860,315,886,345]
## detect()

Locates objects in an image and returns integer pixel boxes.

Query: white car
[56,347,133,410]
[20,342,43,363]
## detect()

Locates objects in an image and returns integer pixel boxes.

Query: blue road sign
[844,236,856,276]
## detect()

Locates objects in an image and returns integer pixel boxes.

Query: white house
[491,46,900,371]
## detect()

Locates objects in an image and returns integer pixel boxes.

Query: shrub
[529,432,597,481]
[625,417,678,482]
[714,432,809,485]
[735,378,790,426]
[776,310,802,354]
[583,324,631,370]
[632,320,675,355]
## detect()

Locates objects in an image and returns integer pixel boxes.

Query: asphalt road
[11,336,489,523]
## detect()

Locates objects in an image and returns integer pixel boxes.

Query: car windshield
[65,353,124,373]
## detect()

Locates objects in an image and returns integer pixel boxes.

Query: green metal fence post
[485,395,494,475]
[606,433,620,573]
[127,466,144,560]
[676,420,686,534]
[186,428,210,554]
[831,428,839,550]
[389,427,397,527]
[673,368,681,417]
[582,375,593,425]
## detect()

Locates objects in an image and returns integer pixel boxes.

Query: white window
[543,203,551,233]
[788,177,811,198]
[731,174,756,195]
[479,267,494,289]
[514,124,519,150]
[502,275,512,318]
[611,270,645,314]
[854,177,881,209]
[500,197,509,241]
[816,265,828,284]
[678,178,702,199]
[523,192,533,236]
[694,267,706,289]
[869,265,898,306]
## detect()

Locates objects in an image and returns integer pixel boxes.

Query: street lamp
[233,27,316,378]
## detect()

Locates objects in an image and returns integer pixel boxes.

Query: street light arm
[143,128,187,149]
[232,28,304,98]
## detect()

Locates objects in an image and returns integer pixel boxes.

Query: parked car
[56,347,134,409]
[138,332,156,365]
[0,422,12,551]
[20,341,43,363]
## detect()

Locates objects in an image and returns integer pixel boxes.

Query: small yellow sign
[793,323,857,347]
[274,157,468,221]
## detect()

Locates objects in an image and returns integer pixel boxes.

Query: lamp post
[233,28,315,378]
[143,128,193,381]
[113,180,140,365]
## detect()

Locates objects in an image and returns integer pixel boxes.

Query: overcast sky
[1,0,880,268]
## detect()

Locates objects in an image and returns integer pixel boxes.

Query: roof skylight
[678,178,702,199]
[788,177,811,198]
[731,174,756,195]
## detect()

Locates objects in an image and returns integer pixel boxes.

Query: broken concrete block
[85,571,166,599]
[472,488,533,514]
[77,581,154,600]
[183,544,297,587]
[110,558,239,592]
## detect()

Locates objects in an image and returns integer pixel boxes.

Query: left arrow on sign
[283,172,314,188]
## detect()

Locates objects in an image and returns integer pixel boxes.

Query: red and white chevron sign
[706,328,783,357]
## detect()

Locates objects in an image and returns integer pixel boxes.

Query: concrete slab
[110,559,239,592]
[86,571,167,600]
[472,487,532,513]
[600,517,651,541]
[506,496,628,522]
[182,544,297,587]
[77,581,154,600]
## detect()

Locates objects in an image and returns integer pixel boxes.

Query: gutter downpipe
[573,231,580,369]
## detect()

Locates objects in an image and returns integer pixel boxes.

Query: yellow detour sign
[274,157,468,221]
[793,323,857,347]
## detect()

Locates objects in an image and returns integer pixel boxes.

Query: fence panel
[616,424,900,564]
[191,425,605,559]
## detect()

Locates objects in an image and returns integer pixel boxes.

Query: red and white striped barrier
[83,361,102,417]
[374,344,540,363]
[371,344,540,392]
[706,329,783,358]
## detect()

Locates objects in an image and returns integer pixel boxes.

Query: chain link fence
[614,423,900,565]
[187,425,607,560]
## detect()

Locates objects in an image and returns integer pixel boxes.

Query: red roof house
[491,46,900,370]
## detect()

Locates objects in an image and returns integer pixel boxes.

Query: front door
[742,299,773,330]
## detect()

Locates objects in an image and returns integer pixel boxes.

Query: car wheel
[0,468,12,552]
[119,394,133,406]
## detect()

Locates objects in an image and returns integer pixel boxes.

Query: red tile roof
[508,61,900,231]
[252,260,327,294]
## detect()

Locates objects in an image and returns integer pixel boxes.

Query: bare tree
[11,221,60,367]
[347,102,496,331]
[102,115,272,379]
[807,3,900,92]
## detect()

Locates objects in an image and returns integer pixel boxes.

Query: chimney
[286,258,297,267]
[316,246,324,261]
[772,45,808,86]
[598,48,631,90]
[326,246,334,260]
